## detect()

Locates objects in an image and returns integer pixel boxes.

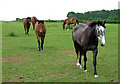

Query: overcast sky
[0,0,119,21]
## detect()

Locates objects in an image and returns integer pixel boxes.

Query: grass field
[2,21,118,82]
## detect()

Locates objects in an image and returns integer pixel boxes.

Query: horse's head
[27,17,31,24]
[37,20,45,35]
[96,21,106,46]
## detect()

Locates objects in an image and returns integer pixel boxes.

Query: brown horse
[23,17,31,36]
[82,21,93,24]
[35,20,46,53]
[63,18,79,30]
[31,16,38,30]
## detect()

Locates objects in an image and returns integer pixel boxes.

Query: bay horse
[31,16,38,30]
[72,21,106,78]
[23,17,31,36]
[63,18,79,30]
[35,20,46,53]
[82,21,93,24]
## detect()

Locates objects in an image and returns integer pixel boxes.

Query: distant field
[2,21,118,82]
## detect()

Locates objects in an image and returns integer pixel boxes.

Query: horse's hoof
[94,75,99,78]
[67,29,69,31]
[76,63,82,69]
[83,70,87,72]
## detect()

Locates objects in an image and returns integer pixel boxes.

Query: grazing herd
[23,16,106,78]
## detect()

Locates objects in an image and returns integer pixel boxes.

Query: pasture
[2,21,118,82]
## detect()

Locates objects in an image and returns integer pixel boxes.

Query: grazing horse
[35,20,46,53]
[82,21,93,24]
[23,17,31,36]
[31,16,38,30]
[72,21,106,78]
[63,18,79,30]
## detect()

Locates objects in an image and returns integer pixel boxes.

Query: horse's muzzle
[101,43,105,46]
[39,32,42,36]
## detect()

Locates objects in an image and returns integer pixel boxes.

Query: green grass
[2,21,118,82]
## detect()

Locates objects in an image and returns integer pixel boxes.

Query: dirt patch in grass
[56,50,73,53]
[2,56,33,63]
[68,54,76,57]
[0,41,7,44]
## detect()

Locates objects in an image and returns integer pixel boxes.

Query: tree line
[16,9,120,23]
[67,9,120,23]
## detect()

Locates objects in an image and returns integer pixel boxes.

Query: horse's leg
[37,36,41,53]
[74,23,76,26]
[41,37,44,51]
[93,49,99,78]
[74,42,82,69]
[27,28,29,36]
[25,28,27,35]
[83,51,87,72]
[67,24,70,31]
[79,51,82,69]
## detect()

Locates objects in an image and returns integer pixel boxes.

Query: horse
[23,17,31,36]
[35,20,46,53]
[63,18,79,30]
[31,16,38,30]
[82,21,93,24]
[72,21,106,78]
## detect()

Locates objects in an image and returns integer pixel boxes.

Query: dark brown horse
[31,16,38,30]
[35,20,46,53]
[82,21,93,24]
[23,17,31,36]
[63,18,79,30]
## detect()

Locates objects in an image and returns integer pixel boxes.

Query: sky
[0,0,119,21]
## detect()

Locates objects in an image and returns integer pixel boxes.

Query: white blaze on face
[96,25,106,46]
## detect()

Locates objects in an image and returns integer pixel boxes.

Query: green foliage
[67,9,120,22]
[67,11,76,18]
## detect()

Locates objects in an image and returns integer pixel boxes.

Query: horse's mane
[26,17,31,19]
[37,20,44,24]
[88,21,106,28]
[88,22,97,27]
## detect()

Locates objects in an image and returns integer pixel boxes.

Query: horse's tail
[76,19,79,24]
[63,20,66,30]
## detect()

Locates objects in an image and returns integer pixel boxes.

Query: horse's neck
[83,26,98,43]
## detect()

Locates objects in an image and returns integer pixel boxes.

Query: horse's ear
[104,21,106,24]
[37,20,44,24]
[103,21,106,28]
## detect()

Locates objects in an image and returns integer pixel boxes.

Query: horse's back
[72,23,88,42]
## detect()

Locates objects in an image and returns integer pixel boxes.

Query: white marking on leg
[76,62,82,69]
[94,75,99,78]
[83,70,87,72]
